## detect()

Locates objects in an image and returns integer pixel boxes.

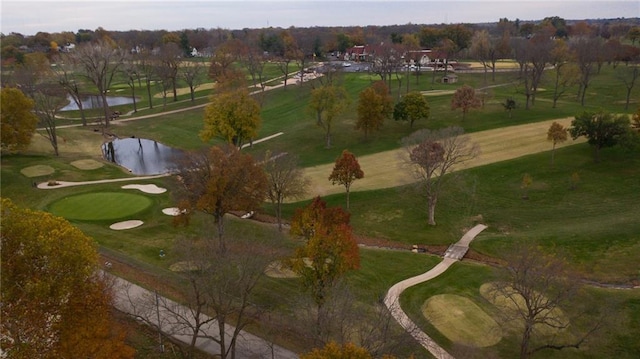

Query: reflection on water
[61,95,135,111]
[102,138,183,175]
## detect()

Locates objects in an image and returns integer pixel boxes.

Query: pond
[61,95,135,111]
[102,138,184,175]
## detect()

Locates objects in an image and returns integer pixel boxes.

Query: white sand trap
[162,207,186,216]
[110,220,144,230]
[71,159,104,170]
[122,184,167,194]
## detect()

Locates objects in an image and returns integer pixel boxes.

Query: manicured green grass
[48,192,153,221]
[276,143,640,284]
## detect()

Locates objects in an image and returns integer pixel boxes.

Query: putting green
[422,294,502,347]
[49,192,153,221]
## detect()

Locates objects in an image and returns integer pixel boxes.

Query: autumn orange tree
[174,145,268,251]
[547,121,568,166]
[329,149,364,209]
[0,87,38,153]
[356,81,393,140]
[301,341,377,359]
[451,84,481,120]
[289,197,360,309]
[0,198,134,359]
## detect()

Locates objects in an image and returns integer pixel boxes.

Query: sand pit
[162,207,185,216]
[110,220,144,230]
[71,159,104,170]
[265,261,300,278]
[169,261,210,272]
[21,165,55,177]
[122,184,167,194]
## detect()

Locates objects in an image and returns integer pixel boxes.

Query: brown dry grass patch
[299,118,584,201]
[423,294,502,347]
[20,164,55,177]
[71,159,104,170]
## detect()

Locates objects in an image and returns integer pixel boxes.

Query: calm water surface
[61,95,135,111]
[102,138,183,175]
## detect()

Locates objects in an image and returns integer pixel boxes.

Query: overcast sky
[2,0,639,36]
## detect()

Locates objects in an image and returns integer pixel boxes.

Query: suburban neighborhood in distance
[2,3,640,358]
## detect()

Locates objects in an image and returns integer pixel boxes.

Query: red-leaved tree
[289,197,360,309]
[451,84,481,120]
[329,149,364,209]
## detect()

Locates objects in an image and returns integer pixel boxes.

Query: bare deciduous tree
[262,151,310,231]
[72,40,126,127]
[33,84,66,156]
[53,54,89,125]
[122,231,284,359]
[485,244,603,359]
[403,126,479,226]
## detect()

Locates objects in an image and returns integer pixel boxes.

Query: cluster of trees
[1,198,135,358]
[2,13,639,157]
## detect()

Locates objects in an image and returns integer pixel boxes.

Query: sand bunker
[169,261,211,272]
[265,261,300,278]
[71,159,104,170]
[21,165,55,177]
[122,184,167,194]
[162,207,185,216]
[110,220,144,230]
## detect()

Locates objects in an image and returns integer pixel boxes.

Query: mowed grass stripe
[422,294,502,347]
[299,118,585,200]
[49,192,153,221]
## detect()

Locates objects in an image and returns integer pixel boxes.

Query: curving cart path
[384,224,488,359]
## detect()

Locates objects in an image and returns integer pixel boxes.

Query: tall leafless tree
[53,54,89,125]
[262,151,310,231]
[158,43,182,102]
[33,84,66,156]
[72,40,126,127]
[485,244,604,359]
[571,36,603,106]
[403,126,479,226]
[125,231,284,359]
[121,53,139,113]
[180,60,206,102]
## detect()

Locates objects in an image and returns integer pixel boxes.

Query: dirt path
[300,117,584,200]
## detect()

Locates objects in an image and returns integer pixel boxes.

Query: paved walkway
[384,224,488,359]
[110,274,298,359]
